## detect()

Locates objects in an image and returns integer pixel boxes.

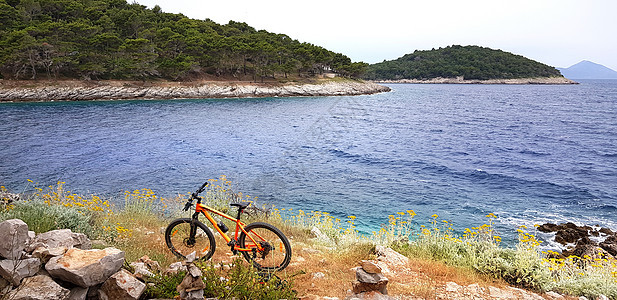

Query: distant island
[557,61,617,79]
[364,45,575,84]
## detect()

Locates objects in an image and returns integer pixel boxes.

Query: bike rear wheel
[238,222,291,271]
[165,218,216,261]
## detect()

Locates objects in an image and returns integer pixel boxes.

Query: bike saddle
[230,202,251,210]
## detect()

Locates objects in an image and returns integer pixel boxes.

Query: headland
[0,79,390,102]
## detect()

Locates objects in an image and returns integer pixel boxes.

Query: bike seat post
[236,207,243,221]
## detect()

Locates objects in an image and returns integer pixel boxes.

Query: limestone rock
[0,277,10,296]
[99,269,146,300]
[46,247,124,287]
[353,267,388,295]
[6,275,70,300]
[32,246,68,263]
[360,260,382,274]
[0,258,41,285]
[311,226,331,242]
[0,219,29,259]
[130,262,156,279]
[165,261,187,275]
[375,246,409,266]
[26,229,91,252]
[176,271,206,300]
[68,287,88,300]
[0,81,391,102]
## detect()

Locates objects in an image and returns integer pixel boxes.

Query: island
[0,0,387,102]
[363,45,576,84]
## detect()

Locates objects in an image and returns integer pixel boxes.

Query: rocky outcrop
[27,229,92,252]
[0,219,145,300]
[98,269,146,300]
[176,252,206,300]
[45,247,125,287]
[0,219,29,259]
[5,275,70,300]
[0,258,41,285]
[376,76,577,84]
[0,80,390,102]
[538,222,617,258]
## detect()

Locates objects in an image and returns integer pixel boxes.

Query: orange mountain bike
[164,181,291,271]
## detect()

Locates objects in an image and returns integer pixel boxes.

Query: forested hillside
[0,0,367,81]
[364,45,562,81]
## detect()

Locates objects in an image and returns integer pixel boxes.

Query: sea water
[1,80,616,244]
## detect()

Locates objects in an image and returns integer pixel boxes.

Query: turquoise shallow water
[1,80,616,244]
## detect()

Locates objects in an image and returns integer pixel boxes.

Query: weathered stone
[545,291,566,299]
[0,277,10,296]
[0,219,29,259]
[187,264,202,277]
[26,229,91,252]
[46,247,124,287]
[0,258,41,285]
[600,235,617,256]
[98,269,146,300]
[360,260,382,274]
[137,255,161,271]
[68,287,88,300]
[311,226,331,242]
[555,228,587,245]
[177,271,206,299]
[27,231,35,243]
[312,272,326,279]
[353,267,388,295]
[164,261,187,275]
[130,262,156,279]
[32,246,68,263]
[356,268,387,284]
[5,275,70,300]
[375,246,409,266]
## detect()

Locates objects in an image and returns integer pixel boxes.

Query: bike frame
[192,202,265,253]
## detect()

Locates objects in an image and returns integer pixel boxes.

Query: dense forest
[0,0,367,81]
[363,45,562,81]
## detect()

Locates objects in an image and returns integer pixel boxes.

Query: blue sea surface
[1,80,616,243]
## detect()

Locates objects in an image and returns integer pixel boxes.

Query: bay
[1,80,616,244]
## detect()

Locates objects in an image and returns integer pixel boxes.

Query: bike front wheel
[238,222,291,271]
[165,218,216,261]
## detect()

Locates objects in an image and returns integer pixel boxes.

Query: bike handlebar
[184,181,209,211]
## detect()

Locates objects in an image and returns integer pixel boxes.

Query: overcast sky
[133,0,617,71]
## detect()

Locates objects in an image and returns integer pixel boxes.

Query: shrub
[0,198,95,236]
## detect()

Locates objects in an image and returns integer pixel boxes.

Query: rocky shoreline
[0,80,390,102]
[376,76,578,84]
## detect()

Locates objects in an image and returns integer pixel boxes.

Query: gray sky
[134,0,617,71]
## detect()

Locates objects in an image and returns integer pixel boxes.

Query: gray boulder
[46,247,124,287]
[98,269,146,300]
[5,275,70,300]
[0,258,41,286]
[0,219,29,259]
[68,287,88,300]
[32,246,68,263]
[26,229,91,252]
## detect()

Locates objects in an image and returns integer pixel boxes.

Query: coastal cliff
[0,80,390,102]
